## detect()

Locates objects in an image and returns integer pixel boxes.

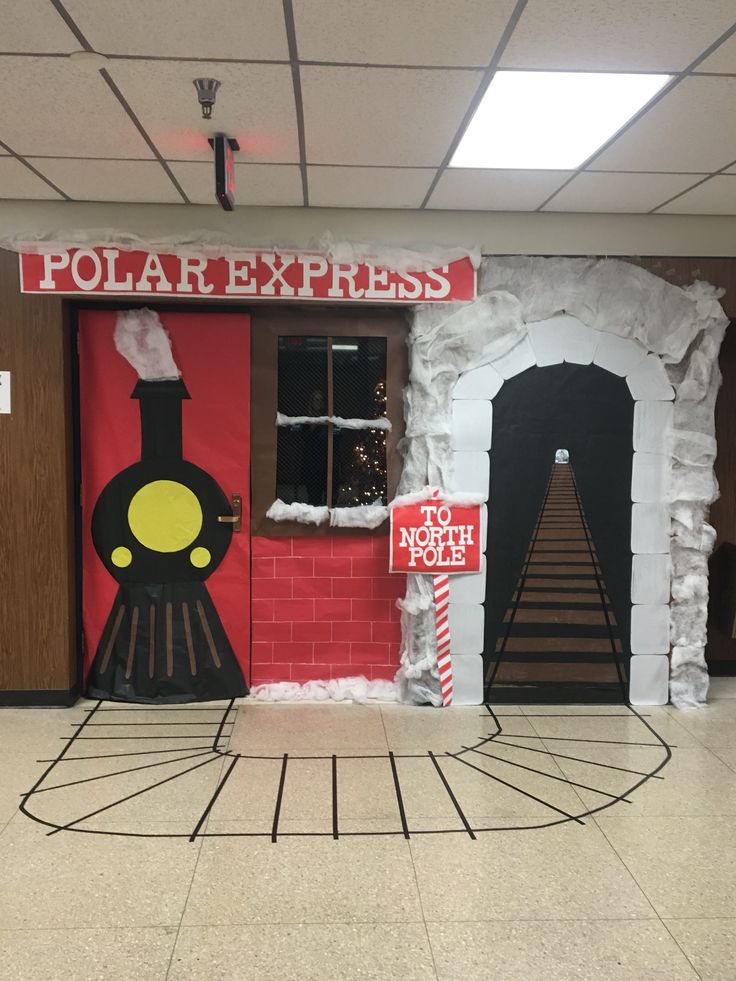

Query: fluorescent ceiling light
[450,71,670,170]
[333,344,359,351]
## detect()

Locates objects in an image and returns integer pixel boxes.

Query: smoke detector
[193,78,221,120]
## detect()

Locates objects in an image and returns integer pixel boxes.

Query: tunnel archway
[484,362,634,703]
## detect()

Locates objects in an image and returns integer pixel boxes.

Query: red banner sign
[18,248,476,303]
[390,498,482,574]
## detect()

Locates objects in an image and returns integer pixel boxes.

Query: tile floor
[0,678,735,980]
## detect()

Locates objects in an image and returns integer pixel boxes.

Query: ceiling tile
[106,60,299,162]
[308,166,431,208]
[592,77,736,173]
[64,1,288,60]
[543,171,701,212]
[500,0,736,71]
[0,0,78,53]
[696,34,736,75]
[0,157,63,199]
[30,158,183,202]
[293,0,517,67]
[0,56,154,158]
[302,66,482,166]
[428,169,573,210]
[657,175,736,214]
[171,162,303,206]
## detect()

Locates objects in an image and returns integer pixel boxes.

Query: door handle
[217,493,242,532]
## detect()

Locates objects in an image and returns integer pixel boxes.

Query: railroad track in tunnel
[486,461,628,704]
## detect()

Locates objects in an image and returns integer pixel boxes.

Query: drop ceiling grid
[104,60,301,164]
[0,0,734,213]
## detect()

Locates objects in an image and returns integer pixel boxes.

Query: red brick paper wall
[250,535,404,685]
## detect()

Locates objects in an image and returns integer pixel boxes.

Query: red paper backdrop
[78,309,251,681]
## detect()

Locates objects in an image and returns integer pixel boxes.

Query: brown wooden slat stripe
[516,591,603,603]
[498,636,623,653]
[165,601,174,677]
[494,662,621,683]
[537,529,588,540]
[196,600,222,669]
[533,541,590,551]
[182,602,197,677]
[148,604,156,679]
[526,563,598,574]
[100,604,126,674]
[504,609,610,625]
[125,606,140,680]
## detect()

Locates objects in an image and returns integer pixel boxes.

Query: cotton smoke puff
[113,308,180,380]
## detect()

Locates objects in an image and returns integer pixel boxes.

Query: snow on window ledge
[276,412,391,431]
[266,499,389,529]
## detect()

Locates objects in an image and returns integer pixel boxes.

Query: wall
[0,249,77,703]
[3,200,736,257]
[250,535,403,685]
[1,223,736,702]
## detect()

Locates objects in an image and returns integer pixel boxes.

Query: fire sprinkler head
[193,78,221,120]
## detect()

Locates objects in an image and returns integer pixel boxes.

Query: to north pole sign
[390,493,483,707]
[389,496,482,574]
[18,247,476,303]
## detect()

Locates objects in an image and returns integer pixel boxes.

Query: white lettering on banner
[364,266,397,299]
[457,525,474,545]
[399,527,416,549]
[397,507,479,568]
[406,542,468,568]
[177,257,213,294]
[415,526,430,547]
[20,248,476,302]
[135,253,172,292]
[327,263,364,299]
[102,249,133,291]
[397,270,423,300]
[300,256,329,296]
[425,266,451,300]
[39,253,70,289]
[261,253,296,296]
[225,257,257,294]
[71,249,103,291]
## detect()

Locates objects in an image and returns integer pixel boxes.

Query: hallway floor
[1,680,736,980]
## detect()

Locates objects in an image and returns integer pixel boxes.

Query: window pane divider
[326,336,334,509]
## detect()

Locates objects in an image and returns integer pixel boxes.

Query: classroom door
[78,309,251,703]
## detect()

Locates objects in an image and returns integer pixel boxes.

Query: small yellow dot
[111,546,132,568]
[190,546,211,568]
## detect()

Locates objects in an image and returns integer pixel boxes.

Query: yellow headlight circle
[128,480,203,553]
[190,546,211,568]
[111,546,132,568]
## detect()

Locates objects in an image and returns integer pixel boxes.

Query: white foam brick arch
[448,315,676,705]
[395,257,727,709]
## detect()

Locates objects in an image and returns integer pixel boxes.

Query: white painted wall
[2,200,736,257]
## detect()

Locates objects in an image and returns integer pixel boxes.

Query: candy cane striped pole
[433,573,453,706]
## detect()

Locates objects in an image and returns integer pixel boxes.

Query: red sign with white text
[18,248,476,303]
[390,499,482,574]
